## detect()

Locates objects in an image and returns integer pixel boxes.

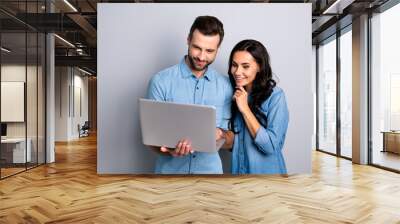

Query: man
[147,16,233,174]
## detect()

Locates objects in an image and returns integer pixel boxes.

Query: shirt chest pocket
[165,97,188,104]
[165,92,191,104]
[204,98,224,114]
[204,95,225,107]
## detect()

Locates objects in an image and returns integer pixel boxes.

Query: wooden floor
[0,167,26,178]
[1,135,400,223]
[372,150,400,171]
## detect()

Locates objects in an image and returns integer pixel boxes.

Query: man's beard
[187,54,211,72]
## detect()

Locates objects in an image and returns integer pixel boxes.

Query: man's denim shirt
[147,57,233,174]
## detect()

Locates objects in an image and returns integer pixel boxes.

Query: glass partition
[0,1,46,179]
[1,30,28,177]
[27,31,38,170]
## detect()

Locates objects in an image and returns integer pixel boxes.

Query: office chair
[79,121,90,138]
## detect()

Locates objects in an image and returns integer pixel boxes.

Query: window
[340,29,352,158]
[370,2,400,171]
[318,36,337,155]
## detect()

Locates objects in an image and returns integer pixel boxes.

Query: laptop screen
[1,123,7,137]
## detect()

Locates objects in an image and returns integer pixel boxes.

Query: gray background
[97,3,313,174]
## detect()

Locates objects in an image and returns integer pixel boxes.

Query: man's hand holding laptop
[160,139,193,157]
[158,128,225,157]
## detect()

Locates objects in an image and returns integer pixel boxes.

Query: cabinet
[382,131,400,154]
[0,138,32,164]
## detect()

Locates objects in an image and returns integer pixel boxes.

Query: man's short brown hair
[188,16,224,46]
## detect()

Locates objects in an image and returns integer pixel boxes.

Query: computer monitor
[1,123,7,137]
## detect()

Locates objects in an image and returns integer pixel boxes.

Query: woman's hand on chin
[233,86,250,114]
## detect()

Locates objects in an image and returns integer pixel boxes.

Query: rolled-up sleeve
[254,90,289,155]
[147,74,165,101]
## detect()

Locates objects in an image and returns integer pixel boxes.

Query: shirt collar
[180,56,214,81]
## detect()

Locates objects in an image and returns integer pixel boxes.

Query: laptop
[139,98,224,152]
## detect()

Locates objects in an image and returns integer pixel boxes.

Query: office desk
[1,138,32,163]
[382,131,400,154]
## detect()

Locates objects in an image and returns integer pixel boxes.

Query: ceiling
[0,0,392,75]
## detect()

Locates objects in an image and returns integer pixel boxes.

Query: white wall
[98,3,313,174]
[1,65,28,142]
[1,65,40,138]
[55,67,89,141]
[72,72,89,138]
[55,67,69,141]
[1,63,46,164]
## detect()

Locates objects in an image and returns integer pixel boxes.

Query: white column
[46,33,55,163]
[45,0,55,163]
[352,14,369,164]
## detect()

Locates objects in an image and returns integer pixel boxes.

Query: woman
[224,39,289,174]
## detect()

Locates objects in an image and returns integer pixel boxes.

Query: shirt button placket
[240,132,245,173]
[239,151,244,173]
[194,79,200,104]
[190,154,196,174]
[192,78,200,173]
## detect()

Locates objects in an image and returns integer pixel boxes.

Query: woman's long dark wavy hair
[228,39,276,132]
